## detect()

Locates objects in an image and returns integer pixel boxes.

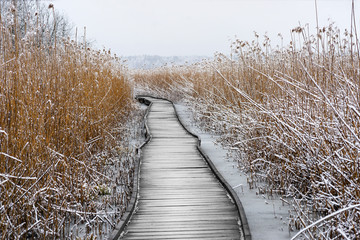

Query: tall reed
[0,1,137,238]
[134,21,360,239]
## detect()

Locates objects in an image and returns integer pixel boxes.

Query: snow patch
[175,103,297,240]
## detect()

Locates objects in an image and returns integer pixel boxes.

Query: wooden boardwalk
[120,98,243,240]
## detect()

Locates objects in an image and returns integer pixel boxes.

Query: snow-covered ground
[175,103,297,240]
[68,103,147,239]
[124,55,208,69]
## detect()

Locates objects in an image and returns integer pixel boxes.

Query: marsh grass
[0,1,138,239]
[134,21,360,239]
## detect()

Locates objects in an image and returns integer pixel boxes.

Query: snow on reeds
[134,22,360,239]
[0,1,138,239]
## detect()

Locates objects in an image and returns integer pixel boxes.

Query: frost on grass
[134,22,360,239]
[0,1,144,239]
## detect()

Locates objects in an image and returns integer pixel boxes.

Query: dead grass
[0,1,138,239]
[134,21,360,239]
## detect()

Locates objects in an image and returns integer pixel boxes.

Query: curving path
[120,97,243,240]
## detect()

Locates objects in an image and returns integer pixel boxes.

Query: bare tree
[0,0,73,48]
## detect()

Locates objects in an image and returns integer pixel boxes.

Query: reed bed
[134,22,360,239]
[0,1,139,239]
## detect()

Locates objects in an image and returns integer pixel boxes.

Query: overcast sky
[49,0,358,56]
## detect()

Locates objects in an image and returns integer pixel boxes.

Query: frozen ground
[174,103,297,240]
[68,103,147,239]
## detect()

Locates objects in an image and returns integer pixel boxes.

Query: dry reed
[134,21,360,240]
[0,1,139,239]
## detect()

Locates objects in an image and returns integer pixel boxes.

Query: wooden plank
[119,98,242,239]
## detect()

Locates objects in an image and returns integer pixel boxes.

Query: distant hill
[123,55,208,69]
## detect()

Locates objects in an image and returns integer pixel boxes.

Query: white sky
[49,0,358,56]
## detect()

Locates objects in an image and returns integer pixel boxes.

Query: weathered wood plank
[119,98,242,239]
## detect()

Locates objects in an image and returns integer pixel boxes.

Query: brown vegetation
[134,22,360,239]
[0,1,138,238]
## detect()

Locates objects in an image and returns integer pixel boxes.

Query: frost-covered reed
[134,21,360,239]
[0,1,138,239]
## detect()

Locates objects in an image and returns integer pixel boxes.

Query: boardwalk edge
[108,97,153,240]
[136,95,252,240]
